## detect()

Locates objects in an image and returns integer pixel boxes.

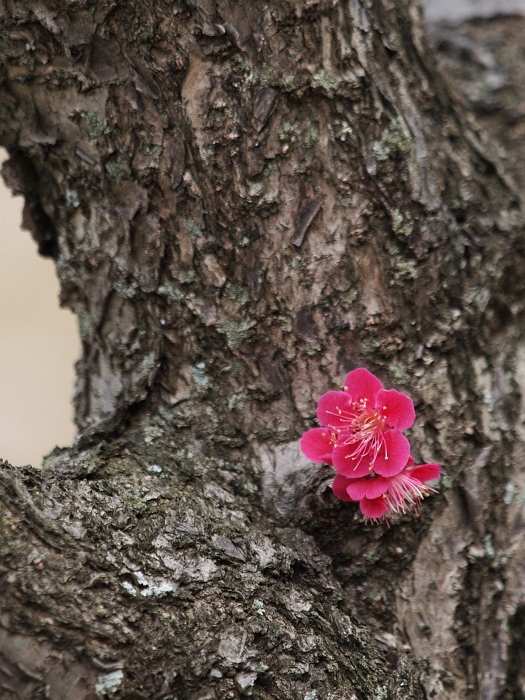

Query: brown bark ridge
[0,0,524,698]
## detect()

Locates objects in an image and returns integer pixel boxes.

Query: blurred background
[0,149,79,466]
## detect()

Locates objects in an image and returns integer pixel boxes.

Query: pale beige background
[0,150,79,466]
[425,0,525,22]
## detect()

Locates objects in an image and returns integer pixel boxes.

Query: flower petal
[344,478,371,501]
[347,476,391,500]
[376,389,415,430]
[317,391,353,429]
[409,463,441,483]
[332,444,375,478]
[332,475,353,501]
[343,368,383,402]
[360,496,388,519]
[364,476,392,499]
[300,428,334,465]
[372,430,411,477]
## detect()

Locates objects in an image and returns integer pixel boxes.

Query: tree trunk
[0,1,524,698]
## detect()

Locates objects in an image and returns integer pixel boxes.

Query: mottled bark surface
[1,1,525,698]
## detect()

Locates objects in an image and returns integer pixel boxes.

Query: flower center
[336,400,388,468]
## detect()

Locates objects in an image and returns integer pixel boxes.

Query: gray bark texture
[0,1,524,698]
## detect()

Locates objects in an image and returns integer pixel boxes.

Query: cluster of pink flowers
[300,368,440,521]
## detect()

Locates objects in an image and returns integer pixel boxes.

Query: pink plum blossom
[300,367,441,521]
[332,460,441,520]
[317,368,415,477]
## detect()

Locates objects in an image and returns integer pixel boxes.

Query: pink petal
[372,430,411,477]
[360,496,388,519]
[376,389,415,430]
[300,428,334,465]
[332,444,375,478]
[332,475,353,501]
[344,478,371,501]
[317,391,353,429]
[364,476,392,499]
[347,476,391,500]
[343,368,383,402]
[409,463,441,483]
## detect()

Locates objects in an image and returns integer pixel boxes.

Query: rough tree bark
[1,0,524,698]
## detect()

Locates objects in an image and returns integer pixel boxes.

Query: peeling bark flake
[293,200,321,247]
[252,87,278,130]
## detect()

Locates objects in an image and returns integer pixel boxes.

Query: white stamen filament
[383,472,437,515]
